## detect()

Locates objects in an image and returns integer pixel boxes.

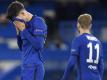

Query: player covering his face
[7,1,47,80]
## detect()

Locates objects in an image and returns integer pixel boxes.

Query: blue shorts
[21,63,45,80]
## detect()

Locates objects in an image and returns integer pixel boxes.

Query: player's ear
[77,23,81,28]
[89,24,92,29]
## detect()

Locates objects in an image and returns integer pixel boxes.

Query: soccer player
[61,14,104,80]
[6,1,47,80]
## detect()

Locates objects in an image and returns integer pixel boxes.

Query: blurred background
[0,0,107,80]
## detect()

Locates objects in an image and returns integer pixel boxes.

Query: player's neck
[80,30,91,35]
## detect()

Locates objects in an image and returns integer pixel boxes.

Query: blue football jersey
[17,16,47,65]
[62,33,104,80]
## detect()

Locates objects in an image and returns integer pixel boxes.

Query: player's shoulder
[74,34,84,40]
[33,15,47,28]
[82,33,101,43]
[71,35,83,47]
[74,33,95,43]
[72,35,82,43]
[34,15,45,23]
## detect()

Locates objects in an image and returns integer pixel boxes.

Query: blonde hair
[78,14,92,29]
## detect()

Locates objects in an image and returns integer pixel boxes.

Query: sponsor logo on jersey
[88,65,97,70]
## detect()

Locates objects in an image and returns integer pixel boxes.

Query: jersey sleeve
[21,17,47,50]
[61,55,78,80]
[98,44,104,79]
[61,37,81,80]
[17,35,22,51]
[70,37,81,56]
[32,17,47,37]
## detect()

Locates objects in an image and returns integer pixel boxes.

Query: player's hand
[13,21,26,31]
[15,27,19,35]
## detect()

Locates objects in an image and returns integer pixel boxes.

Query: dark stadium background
[0,0,107,80]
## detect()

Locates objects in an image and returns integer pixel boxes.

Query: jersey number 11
[87,42,100,64]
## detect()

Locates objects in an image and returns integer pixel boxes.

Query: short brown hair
[78,14,92,29]
[6,1,24,21]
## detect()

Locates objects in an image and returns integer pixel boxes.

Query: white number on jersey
[86,42,100,64]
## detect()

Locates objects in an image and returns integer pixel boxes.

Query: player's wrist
[20,28,25,31]
[20,28,27,33]
[18,27,26,31]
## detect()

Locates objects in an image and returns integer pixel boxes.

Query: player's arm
[61,55,78,80]
[61,37,80,80]
[17,34,22,51]
[14,22,23,51]
[98,45,104,79]
[21,17,47,50]
[98,57,104,79]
